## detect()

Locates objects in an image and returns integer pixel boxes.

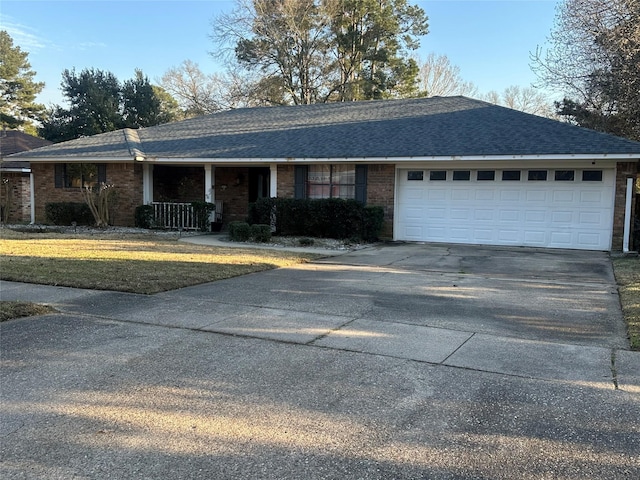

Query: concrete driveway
[1,243,639,479]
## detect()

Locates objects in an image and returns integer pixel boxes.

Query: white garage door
[396,168,615,250]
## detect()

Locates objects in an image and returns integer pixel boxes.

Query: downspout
[622,177,633,253]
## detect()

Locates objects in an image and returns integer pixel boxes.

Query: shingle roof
[10,96,640,161]
[1,130,52,169]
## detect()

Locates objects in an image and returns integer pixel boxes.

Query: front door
[249,167,270,203]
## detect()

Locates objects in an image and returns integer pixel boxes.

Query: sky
[1,0,560,107]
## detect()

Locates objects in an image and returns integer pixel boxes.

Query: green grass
[612,256,640,350]
[0,229,320,295]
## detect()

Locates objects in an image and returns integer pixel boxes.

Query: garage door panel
[578,232,603,247]
[526,190,547,202]
[553,190,576,202]
[525,210,547,222]
[551,211,573,223]
[428,190,447,200]
[499,210,520,222]
[580,190,604,203]
[500,190,521,201]
[524,231,547,244]
[475,209,494,221]
[396,168,614,250]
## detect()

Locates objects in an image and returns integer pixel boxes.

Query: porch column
[143,164,153,204]
[29,171,35,224]
[269,163,278,198]
[205,164,214,203]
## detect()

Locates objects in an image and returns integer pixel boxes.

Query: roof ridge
[123,128,145,159]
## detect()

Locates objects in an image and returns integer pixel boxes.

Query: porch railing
[151,201,223,230]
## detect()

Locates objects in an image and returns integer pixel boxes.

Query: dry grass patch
[0,230,320,294]
[613,256,640,350]
[0,301,56,322]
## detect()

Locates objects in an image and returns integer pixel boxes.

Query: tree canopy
[532,0,640,140]
[40,68,180,142]
[211,0,429,105]
[0,30,45,132]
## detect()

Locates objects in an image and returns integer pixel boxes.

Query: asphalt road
[1,243,638,479]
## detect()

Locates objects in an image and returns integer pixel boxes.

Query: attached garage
[395,165,616,250]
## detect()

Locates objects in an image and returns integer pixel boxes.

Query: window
[477,170,495,181]
[528,170,548,181]
[502,170,521,181]
[555,170,575,181]
[407,171,424,181]
[582,170,603,182]
[307,164,355,199]
[453,170,470,181]
[430,170,446,181]
[55,163,106,188]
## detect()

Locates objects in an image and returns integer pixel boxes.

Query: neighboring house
[9,96,640,251]
[0,130,52,223]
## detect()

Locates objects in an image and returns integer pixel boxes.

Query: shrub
[228,221,251,242]
[191,201,216,232]
[250,224,272,243]
[248,197,384,240]
[363,206,385,241]
[298,237,314,246]
[135,205,155,229]
[45,202,94,226]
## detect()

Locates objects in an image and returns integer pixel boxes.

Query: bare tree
[531,0,639,138]
[483,85,555,117]
[159,60,231,116]
[417,53,478,97]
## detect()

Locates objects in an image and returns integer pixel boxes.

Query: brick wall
[32,162,143,226]
[0,172,31,223]
[613,161,639,251]
[214,167,250,223]
[366,164,395,239]
[276,165,295,198]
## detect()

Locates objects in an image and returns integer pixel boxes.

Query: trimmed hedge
[229,222,272,243]
[134,205,155,229]
[248,198,384,241]
[228,221,252,242]
[250,224,272,243]
[45,202,94,226]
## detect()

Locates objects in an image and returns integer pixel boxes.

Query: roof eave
[148,153,639,164]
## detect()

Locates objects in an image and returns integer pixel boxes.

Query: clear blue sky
[1,0,560,107]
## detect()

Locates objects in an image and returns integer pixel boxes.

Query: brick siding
[366,164,395,239]
[32,162,143,226]
[0,172,31,223]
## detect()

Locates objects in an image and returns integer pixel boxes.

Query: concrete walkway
[1,242,639,479]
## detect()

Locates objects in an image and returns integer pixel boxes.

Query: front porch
[143,164,277,230]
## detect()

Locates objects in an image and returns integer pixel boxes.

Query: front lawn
[0,229,320,294]
[613,256,640,350]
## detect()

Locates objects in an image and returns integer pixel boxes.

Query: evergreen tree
[0,30,45,131]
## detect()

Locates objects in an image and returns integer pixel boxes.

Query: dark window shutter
[294,166,308,199]
[355,165,367,204]
[97,164,107,183]
[54,164,64,188]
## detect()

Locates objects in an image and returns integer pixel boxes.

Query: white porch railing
[151,201,223,230]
